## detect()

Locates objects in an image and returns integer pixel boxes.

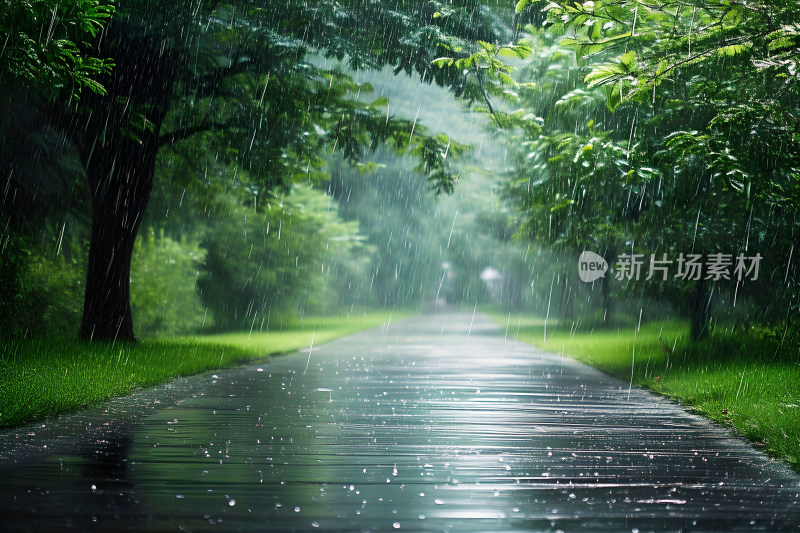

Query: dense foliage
[3,0,799,343]
[0,0,513,340]
[460,0,800,338]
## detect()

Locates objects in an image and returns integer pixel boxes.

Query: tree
[197,185,374,331]
[0,0,114,100]
[1,0,114,339]
[545,0,800,338]
[130,230,207,337]
[69,0,503,341]
[480,0,800,339]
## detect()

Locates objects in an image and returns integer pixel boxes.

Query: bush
[0,232,86,339]
[0,232,28,339]
[198,186,373,331]
[130,229,208,337]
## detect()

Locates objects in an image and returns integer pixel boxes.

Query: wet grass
[184,313,404,354]
[494,314,800,471]
[0,311,404,429]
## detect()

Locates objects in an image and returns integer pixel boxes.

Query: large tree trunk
[79,135,158,341]
[78,16,176,342]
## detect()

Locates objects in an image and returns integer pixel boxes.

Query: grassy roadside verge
[0,311,406,429]
[493,314,800,471]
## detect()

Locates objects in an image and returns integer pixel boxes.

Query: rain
[1,0,800,531]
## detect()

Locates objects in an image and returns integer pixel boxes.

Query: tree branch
[473,68,495,115]
[191,56,270,100]
[159,122,227,147]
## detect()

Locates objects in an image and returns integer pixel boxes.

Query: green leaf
[619,50,637,69]
[590,20,601,41]
[497,45,534,59]
[516,0,534,14]
[550,197,574,213]
[716,43,751,56]
[585,63,624,88]
[431,57,454,68]
[603,81,623,111]
[497,72,516,86]
[369,97,389,108]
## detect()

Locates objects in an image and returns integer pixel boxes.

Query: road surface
[1,312,799,531]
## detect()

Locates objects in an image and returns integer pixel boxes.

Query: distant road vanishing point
[1,313,799,531]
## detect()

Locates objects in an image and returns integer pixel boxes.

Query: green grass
[494,314,800,471]
[183,313,404,354]
[0,311,405,429]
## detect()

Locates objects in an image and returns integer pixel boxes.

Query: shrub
[130,229,208,337]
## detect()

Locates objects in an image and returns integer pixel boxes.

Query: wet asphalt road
[1,312,799,532]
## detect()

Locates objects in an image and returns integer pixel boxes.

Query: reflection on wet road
[2,313,800,531]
